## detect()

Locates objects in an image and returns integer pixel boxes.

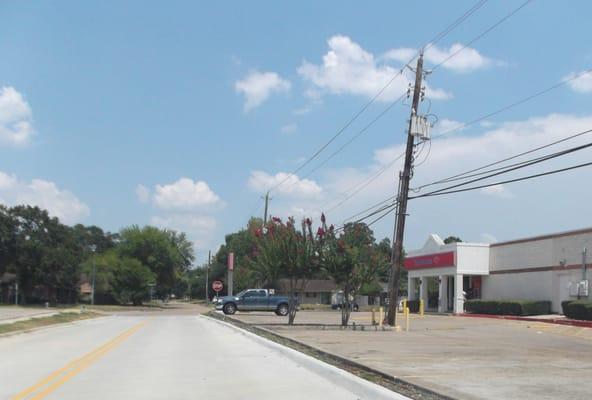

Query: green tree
[80,250,119,304]
[444,236,462,244]
[117,226,194,296]
[110,257,155,306]
[320,219,387,326]
[248,216,320,324]
[8,205,83,304]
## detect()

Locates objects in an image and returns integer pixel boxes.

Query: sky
[1,1,592,264]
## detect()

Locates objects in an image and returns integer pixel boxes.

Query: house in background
[276,279,338,304]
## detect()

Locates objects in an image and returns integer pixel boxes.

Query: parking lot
[226,310,592,400]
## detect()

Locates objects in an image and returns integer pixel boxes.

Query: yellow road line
[12,320,147,400]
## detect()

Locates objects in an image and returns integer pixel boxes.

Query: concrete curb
[457,313,592,328]
[200,314,411,400]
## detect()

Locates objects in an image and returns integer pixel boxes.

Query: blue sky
[2,1,592,263]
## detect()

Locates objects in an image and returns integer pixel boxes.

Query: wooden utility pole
[387,52,424,326]
[263,191,271,223]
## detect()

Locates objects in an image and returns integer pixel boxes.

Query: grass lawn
[0,312,101,335]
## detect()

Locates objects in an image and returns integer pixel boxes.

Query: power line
[411,139,592,198]
[314,1,536,213]
[410,161,592,199]
[301,92,406,181]
[324,152,404,213]
[415,127,592,190]
[268,0,489,194]
[373,67,592,196]
[431,0,533,71]
[432,67,592,138]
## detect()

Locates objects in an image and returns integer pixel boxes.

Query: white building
[406,227,592,314]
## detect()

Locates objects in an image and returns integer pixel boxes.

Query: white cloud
[292,106,312,116]
[565,70,592,93]
[0,87,35,147]
[151,214,217,250]
[275,113,592,252]
[153,178,221,210]
[480,184,512,199]
[383,43,495,73]
[235,71,291,111]
[432,118,465,136]
[135,184,150,203]
[281,123,297,135]
[298,35,451,102]
[248,171,323,198]
[480,233,498,243]
[0,171,89,224]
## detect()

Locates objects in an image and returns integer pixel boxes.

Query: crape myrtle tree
[248,216,321,325]
[319,214,388,326]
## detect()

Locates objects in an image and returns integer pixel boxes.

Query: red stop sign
[212,281,224,292]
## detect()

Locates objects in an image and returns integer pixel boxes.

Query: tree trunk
[341,287,351,326]
[287,279,298,325]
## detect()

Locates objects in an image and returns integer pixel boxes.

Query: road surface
[0,312,403,399]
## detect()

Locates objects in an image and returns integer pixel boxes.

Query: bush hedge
[464,299,551,316]
[562,300,592,320]
[561,300,573,316]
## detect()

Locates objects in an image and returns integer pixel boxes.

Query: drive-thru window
[404,234,489,313]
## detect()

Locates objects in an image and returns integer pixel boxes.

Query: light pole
[148,283,156,303]
[89,245,97,306]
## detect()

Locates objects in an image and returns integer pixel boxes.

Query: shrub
[464,300,550,316]
[563,300,592,320]
[561,300,573,316]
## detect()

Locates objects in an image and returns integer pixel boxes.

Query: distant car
[331,302,359,312]
[215,289,290,316]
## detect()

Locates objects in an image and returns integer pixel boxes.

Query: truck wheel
[276,303,289,316]
[223,303,236,315]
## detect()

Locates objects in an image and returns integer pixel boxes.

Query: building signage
[404,251,455,270]
[228,252,234,271]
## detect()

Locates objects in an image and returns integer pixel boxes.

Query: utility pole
[263,191,271,224]
[90,245,97,306]
[387,52,425,326]
[206,250,211,304]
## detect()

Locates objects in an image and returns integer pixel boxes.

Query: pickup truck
[215,289,290,316]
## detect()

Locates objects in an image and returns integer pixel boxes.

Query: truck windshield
[235,290,248,297]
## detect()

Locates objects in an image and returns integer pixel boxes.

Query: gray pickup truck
[215,289,290,316]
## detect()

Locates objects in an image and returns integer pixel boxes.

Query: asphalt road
[0,313,402,399]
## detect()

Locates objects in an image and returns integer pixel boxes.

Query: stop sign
[212,280,223,293]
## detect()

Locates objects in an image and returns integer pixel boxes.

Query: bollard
[405,307,410,331]
[419,299,424,316]
[402,299,407,312]
[379,307,384,328]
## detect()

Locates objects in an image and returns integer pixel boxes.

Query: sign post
[228,252,234,296]
[212,280,223,302]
